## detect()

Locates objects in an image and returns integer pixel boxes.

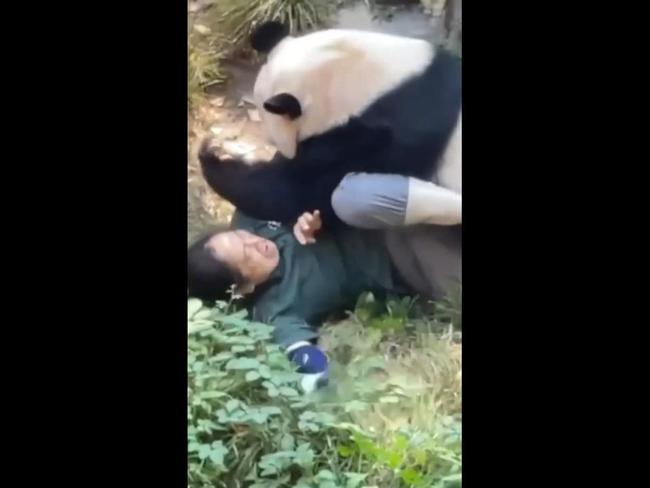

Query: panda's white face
[253,57,302,158]
[253,29,434,159]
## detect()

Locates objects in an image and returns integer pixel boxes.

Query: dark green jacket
[231,211,404,347]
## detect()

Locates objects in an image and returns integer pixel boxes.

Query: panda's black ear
[250,21,290,54]
[263,93,302,120]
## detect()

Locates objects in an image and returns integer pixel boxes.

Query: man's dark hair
[187,231,243,303]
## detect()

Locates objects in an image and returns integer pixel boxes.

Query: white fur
[254,29,433,157]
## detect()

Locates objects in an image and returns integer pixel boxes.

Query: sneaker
[286,341,329,393]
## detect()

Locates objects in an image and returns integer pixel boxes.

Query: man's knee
[331,173,408,229]
[331,173,366,226]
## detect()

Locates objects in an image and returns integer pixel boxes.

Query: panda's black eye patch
[263,93,302,120]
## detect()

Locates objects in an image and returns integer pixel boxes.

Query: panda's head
[250,21,434,159]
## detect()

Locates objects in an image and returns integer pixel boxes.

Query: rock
[221,119,247,140]
[193,24,211,35]
[247,109,260,122]
[209,126,223,136]
[210,96,225,107]
[189,0,214,14]
[223,140,256,157]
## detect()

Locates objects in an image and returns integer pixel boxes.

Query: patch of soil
[188,88,277,245]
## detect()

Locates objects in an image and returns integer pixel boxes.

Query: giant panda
[199,21,461,228]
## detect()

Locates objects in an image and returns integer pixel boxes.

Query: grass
[216,0,332,50]
[188,0,332,107]
[188,12,228,107]
[318,292,461,433]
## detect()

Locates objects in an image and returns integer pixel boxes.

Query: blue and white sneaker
[286,341,329,393]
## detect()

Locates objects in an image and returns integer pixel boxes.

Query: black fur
[250,21,290,54]
[200,49,461,228]
[263,93,302,119]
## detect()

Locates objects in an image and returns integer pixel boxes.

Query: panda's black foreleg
[198,140,306,224]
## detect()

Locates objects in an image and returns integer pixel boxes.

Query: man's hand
[293,210,322,245]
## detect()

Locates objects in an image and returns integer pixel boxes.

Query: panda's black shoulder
[358,46,461,142]
[373,47,460,107]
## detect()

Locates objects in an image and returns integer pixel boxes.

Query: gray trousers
[331,173,462,299]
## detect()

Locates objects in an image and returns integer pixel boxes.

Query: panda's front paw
[198,137,222,165]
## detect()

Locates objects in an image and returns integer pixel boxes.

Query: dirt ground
[187,87,277,245]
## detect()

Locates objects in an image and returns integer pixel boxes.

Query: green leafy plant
[341,424,461,488]
[188,299,369,487]
[431,284,462,330]
[352,291,422,333]
[188,292,461,488]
